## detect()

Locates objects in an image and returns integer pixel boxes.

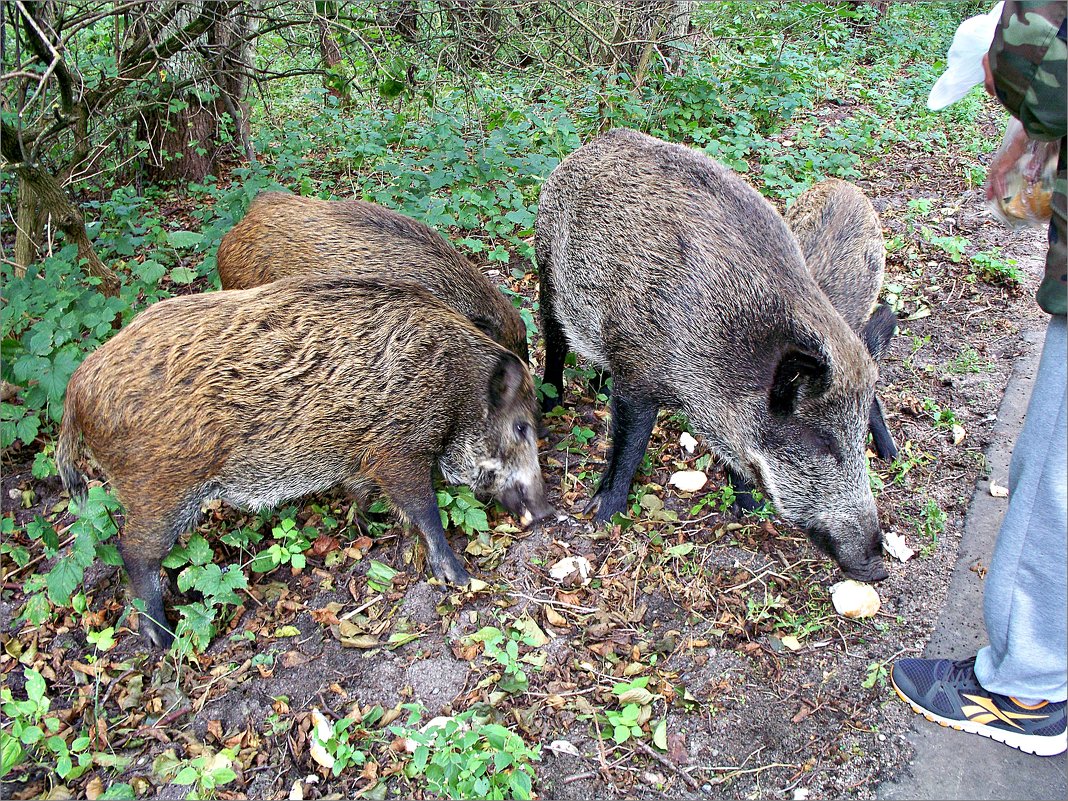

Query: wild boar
[785,178,899,459]
[216,192,529,361]
[57,275,551,648]
[536,128,891,583]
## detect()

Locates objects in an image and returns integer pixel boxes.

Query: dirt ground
[0,101,1051,800]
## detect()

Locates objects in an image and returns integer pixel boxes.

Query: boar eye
[514,422,530,440]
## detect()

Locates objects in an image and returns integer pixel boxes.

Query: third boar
[785,178,899,459]
[536,129,892,583]
[217,192,529,361]
[57,274,550,648]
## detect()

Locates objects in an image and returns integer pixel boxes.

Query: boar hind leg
[539,273,569,413]
[586,387,658,522]
[119,510,186,650]
[372,465,472,587]
[868,396,898,460]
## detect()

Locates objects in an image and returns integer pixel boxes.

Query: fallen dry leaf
[667,732,688,765]
[549,556,592,586]
[990,479,1009,498]
[308,709,335,769]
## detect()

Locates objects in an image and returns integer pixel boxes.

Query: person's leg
[891,315,1067,756]
[974,313,1067,702]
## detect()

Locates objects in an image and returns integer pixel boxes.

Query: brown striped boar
[57,275,550,648]
[785,179,899,459]
[536,129,890,583]
[216,192,529,361]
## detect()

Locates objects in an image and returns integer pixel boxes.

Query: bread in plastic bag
[985,117,1058,229]
[927,2,1005,111]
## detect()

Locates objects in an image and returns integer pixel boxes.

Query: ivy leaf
[27,326,55,357]
[185,534,214,566]
[133,260,167,285]
[24,668,47,704]
[39,347,81,407]
[20,593,50,626]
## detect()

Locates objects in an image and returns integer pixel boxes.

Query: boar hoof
[430,553,473,588]
[582,492,624,523]
[143,620,176,650]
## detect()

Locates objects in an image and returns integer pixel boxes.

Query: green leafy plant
[863,660,890,689]
[393,706,539,800]
[602,677,658,745]
[155,746,239,800]
[19,486,123,627]
[1,667,93,781]
[970,249,1023,287]
[161,532,250,652]
[465,625,540,694]
[437,485,491,537]
[310,706,385,777]
[249,518,311,573]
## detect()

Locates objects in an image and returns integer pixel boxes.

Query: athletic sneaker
[891,656,1067,757]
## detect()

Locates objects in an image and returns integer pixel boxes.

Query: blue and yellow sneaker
[891,657,1066,757]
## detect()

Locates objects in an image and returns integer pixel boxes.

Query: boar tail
[56,394,88,506]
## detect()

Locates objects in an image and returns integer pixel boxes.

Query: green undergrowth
[1,3,995,796]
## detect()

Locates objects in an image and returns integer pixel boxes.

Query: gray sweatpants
[975,314,1067,702]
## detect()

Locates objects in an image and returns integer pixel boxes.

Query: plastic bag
[985,117,1059,229]
[927,2,1004,111]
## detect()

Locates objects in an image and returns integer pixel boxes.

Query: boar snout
[497,480,554,528]
[842,557,890,583]
[808,519,888,583]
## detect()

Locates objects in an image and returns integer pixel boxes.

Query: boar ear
[488,352,527,410]
[861,304,897,364]
[769,346,832,417]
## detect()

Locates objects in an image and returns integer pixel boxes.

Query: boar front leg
[374,462,472,587]
[539,270,570,413]
[586,384,658,522]
[868,397,898,460]
[725,466,768,515]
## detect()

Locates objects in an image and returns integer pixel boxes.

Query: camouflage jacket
[989,1,1067,315]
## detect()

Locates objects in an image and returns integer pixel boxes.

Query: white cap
[927,2,1005,111]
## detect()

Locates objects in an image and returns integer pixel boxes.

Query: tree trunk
[14,176,43,276]
[612,0,673,72]
[9,162,120,295]
[135,2,219,182]
[209,3,254,161]
[663,0,697,71]
[443,1,502,69]
[315,4,350,105]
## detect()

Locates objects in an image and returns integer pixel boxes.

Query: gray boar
[786,179,899,459]
[536,129,891,582]
[216,192,529,362]
[57,275,551,648]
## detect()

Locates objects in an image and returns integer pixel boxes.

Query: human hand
[984,122,1030,201]
[982,52,995,97]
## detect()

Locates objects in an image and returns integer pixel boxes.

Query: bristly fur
[216,192,529,362]
[536,128,887,582]
[57,274,548,647]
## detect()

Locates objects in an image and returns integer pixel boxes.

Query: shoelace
[944,657,980,686]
